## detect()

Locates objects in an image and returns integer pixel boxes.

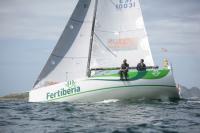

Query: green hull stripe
[91,69,170,81]
[47,85,176,102]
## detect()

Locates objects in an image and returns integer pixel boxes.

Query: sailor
[119,59,129,80]
[137,59,146,71]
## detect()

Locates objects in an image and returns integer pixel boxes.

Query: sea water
[1,88,200,133]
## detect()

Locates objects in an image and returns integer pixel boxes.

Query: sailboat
[29,0,180,102]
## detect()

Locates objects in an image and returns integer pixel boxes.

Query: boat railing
[90,66,159,71]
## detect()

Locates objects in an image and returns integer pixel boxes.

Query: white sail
[34,0,95,88]
[90,0,154,69]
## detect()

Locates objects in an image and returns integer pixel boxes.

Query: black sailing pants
[119,70,128,80]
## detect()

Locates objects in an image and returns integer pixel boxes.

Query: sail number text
[116,0,136,9]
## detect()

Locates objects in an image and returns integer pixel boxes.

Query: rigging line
[109,0,116,7]
[94,32,117,57]
[51,54,87,59]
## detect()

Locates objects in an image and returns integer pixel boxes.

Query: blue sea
[0,89,200,133]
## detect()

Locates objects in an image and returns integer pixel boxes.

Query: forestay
[90,0,154,69]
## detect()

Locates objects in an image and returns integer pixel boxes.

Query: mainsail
[90,0,154,69]
[34,0,96,88]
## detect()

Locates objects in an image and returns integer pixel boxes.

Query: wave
[96,99,120,104]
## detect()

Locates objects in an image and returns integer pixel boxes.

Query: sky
[0,0,200,96]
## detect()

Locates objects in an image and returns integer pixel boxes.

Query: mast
[86,0,98,77]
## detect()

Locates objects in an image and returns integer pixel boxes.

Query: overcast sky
[0,0,200,96]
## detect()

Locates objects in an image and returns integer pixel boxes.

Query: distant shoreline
[0,92,29,101]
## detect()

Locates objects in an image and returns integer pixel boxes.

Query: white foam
[96,99,120,104]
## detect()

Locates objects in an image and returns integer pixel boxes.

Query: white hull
[29,69,180,102]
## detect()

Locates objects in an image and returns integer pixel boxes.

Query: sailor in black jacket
[137,59,146,71]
